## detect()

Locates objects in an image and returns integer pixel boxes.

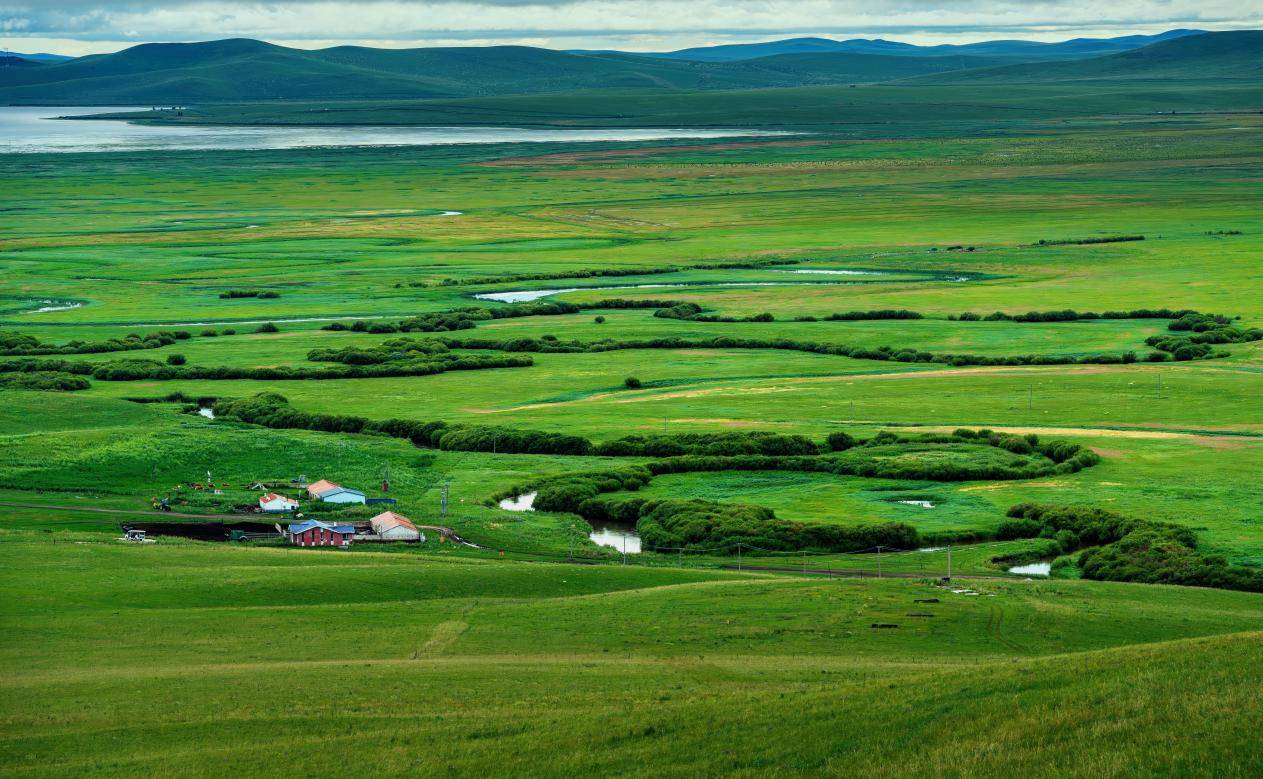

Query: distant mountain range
[913,30,1263,83]
[574,29,1206,62]
[0,29,1256,106]
[0,51,74,63]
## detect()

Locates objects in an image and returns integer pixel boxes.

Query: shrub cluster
[594,431,821,457]
[0,328,191,357]
[307,338,450,365]
[582,298,690,310]
[218,290,280,299]
[0,354,531,382]
[1005,503,1263,593]
[214,393,591,455]
[1144,313,1260,361]
[1034,235,1144,246]
[958,307,1196,323]
[0,371,90,391]
[821,310,923,322]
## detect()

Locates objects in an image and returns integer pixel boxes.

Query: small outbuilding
[259,492,299,513]
[287,519,355,548]
[369,511,422,541]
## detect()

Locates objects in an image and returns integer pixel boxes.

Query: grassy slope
[1,538,1261,776]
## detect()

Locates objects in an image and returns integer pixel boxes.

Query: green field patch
[446,237,638,253]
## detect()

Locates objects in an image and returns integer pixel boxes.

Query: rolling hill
[582,29,1207,62]
[0,50,72,63]
[0,38,1025,104]
[915,29,1263,83]
[1,30,1253,108]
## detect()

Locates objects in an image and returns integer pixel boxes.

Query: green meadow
[3,107,1263,775]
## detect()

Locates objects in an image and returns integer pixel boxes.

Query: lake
[0,106,787,153]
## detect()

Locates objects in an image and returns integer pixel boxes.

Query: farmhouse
[258,492,299,513]
[306,479,366,505]
[287,519,355,548]
[305,479,340,499]
[369,511,422,541]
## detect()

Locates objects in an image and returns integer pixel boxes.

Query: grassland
[3,537,1263,776]
[3,103,1263,775]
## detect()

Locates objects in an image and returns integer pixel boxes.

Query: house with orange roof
[369,510,422,541]
[305,479,340,499]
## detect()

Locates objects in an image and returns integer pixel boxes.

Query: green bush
[826,431,856,451]
[0,371,90,391]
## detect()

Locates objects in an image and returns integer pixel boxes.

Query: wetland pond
[498,492,641,553]
[0,106,789,153]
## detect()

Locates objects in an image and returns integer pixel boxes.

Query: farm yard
[3,99,1263,775]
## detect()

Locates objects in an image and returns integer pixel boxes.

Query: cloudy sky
[2,0,1260,56]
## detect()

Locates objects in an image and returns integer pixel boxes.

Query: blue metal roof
[288,520,355,535]
[314,485,365,498]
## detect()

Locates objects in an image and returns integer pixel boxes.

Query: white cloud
[1,0,1260,54]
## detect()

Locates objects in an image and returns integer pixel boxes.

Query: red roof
[370,511,417,531]
[259,492,293,504]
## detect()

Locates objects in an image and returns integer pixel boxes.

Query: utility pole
[1028,385,1034,411]
[737,542,742,572]
[876,545,882,579]
[946,545,952,581]
[1156,372,1163,400]
[440,482,449,518]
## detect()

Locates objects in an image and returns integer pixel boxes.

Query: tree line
[0,353,531,382]
[214,393,592,455]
